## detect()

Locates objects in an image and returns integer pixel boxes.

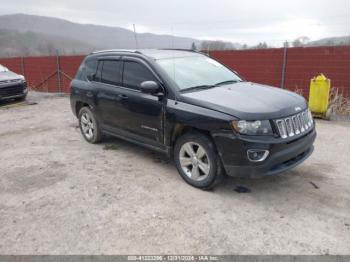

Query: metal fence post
[56,50,61,93]
[20,57,26,78]
[280,41,288,89]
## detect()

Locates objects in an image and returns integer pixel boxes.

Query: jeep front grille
[275,110,313,139]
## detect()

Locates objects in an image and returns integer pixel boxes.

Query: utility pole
[171,27,175,49]
[207,42,211,57]
[133,24,139,49]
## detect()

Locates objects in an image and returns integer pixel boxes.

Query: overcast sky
[1,0,350,46]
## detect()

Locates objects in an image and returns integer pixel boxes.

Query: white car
[0,64,28,101]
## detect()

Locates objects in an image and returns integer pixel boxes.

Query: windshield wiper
[180,84,216,93]
[214,80,243,86]
[181,80,243,93]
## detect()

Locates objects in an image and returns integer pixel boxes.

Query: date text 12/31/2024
[127,255,219,261]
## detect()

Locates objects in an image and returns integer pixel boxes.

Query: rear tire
[174,132,223,189]
[78,106,102,143]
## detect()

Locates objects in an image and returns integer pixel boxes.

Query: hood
[179,82,307,120]
[0,71,23,82]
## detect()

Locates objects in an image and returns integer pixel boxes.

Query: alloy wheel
[80,112,94,140]
[179,142,211,181]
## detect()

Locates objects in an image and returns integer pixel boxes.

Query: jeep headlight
[232,120,273,135]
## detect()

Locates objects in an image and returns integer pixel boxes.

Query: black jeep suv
[70,49,316,189]
[0,64,28,101]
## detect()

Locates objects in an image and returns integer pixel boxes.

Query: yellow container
[308,74,331,115]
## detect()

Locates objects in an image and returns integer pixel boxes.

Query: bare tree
[292,36,310,47]
[191,42,197,51]
[200,40,232,51]
[253,42,268,49]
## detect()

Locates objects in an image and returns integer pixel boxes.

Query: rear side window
[123,61,155,90]
[85,59,98,81]
[100,60,122,86]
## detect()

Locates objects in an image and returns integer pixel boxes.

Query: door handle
[86,91,93,98]
[118,94,128,100]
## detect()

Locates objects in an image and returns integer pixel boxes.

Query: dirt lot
[0,91,349,255]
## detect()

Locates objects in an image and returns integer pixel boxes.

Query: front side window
[100,60,122,86]
[123,61,155,90]
[156,55,241,90]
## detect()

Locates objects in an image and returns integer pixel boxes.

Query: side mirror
[87,74,94,81]
[140,81,160,94]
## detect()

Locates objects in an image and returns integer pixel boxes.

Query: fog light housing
[247,149,269,162]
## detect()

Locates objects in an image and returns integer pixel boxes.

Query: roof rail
[90,49,142,55]
[159,48,208,56]
[159,48,196,52]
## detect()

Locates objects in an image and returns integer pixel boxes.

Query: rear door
[93,58,125,128]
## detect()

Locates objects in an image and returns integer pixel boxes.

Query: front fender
[164,99,235,146]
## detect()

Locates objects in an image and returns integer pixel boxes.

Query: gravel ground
[0,91,349,255]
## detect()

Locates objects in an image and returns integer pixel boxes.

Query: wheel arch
[75,101,92,116]
[170,123,212,147]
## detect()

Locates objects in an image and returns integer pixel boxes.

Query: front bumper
[213,127,316,177]
[0,91,27,101]
[0,82,28,101]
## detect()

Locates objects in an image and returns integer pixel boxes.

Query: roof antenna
[133,24,139,50]
[171,26,178,105]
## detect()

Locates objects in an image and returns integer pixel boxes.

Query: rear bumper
[213,128,316,177]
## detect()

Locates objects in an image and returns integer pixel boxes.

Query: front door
[117,58,165,145]
[94,57,165,146]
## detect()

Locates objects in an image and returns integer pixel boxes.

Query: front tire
[78,106,102,143]
[174,132,223,189]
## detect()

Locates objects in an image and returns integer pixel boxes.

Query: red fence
[209,46,350,98]
[0,46,349,97]
[0,55,85,93]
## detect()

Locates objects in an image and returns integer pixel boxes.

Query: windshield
[156,55,242,90]
[0,65,9,72]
